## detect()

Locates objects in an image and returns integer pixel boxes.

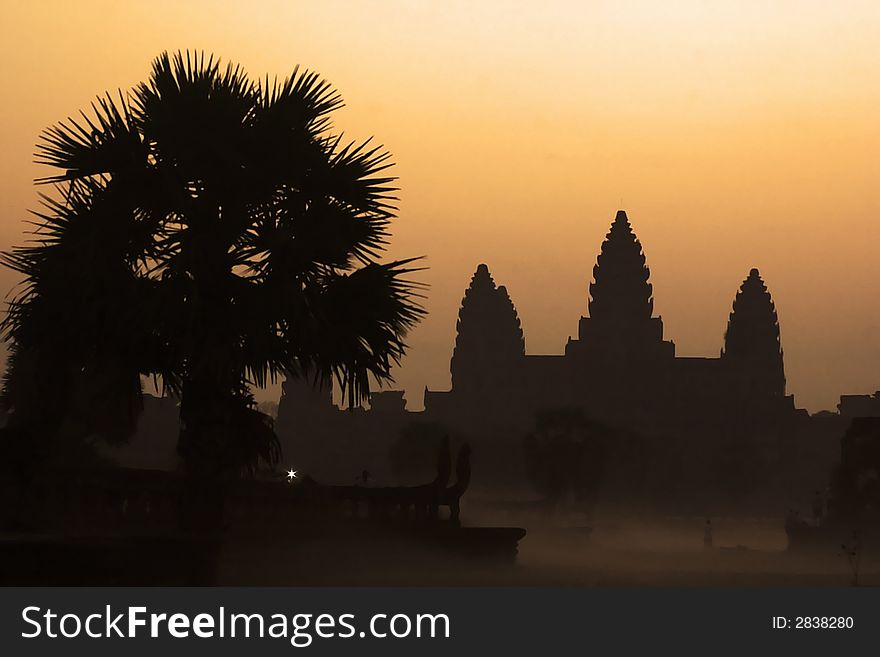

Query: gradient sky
[2,1,879,411]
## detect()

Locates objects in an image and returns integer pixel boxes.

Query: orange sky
[2,1,879,412]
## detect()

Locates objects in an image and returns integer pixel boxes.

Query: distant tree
[711,435,765,500]
[389,421,450,485]
[1,51,424,477]
[523,408,609,505]
[840,530,863,587]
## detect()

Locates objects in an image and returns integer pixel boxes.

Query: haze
[2,1,879,412]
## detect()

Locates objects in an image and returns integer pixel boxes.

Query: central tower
[566,210,674,364]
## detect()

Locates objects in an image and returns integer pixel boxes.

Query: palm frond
[36,91,144,184]
[289,259,426,407]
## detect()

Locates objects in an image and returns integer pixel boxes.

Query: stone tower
[567,210,673,363]
[451,264,525,395]
[722,268,786,398]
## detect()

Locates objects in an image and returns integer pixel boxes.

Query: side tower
[450,264,525,396]
[566,210,674,364]
[721,268,786,399]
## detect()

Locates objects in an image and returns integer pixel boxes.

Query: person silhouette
[357,470,373,487]
[703,519,713,550]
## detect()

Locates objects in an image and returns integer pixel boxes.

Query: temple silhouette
[422,210,793,439]
[102,210,878,509]
[267,210,830,505]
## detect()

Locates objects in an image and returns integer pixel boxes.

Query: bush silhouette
[523,408,609,505]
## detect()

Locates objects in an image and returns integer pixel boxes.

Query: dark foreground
[2,516,875,587]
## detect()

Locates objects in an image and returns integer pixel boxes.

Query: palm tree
[1,51,425,478]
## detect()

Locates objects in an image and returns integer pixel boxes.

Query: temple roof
[588,210,654,322]
[724,268,781,355]
[451,264,525,389]
[723,268,785,394]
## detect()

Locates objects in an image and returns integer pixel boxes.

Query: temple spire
[588,210,654,322]
[722,268,786,397]
[568,210,672,361]
[451,264,525,393]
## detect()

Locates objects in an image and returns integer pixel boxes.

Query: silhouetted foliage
[389,422,451,485]
[711,435,767,501]
[833,417,880,520]
[1,51,424,477]
[523,408,609,505]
